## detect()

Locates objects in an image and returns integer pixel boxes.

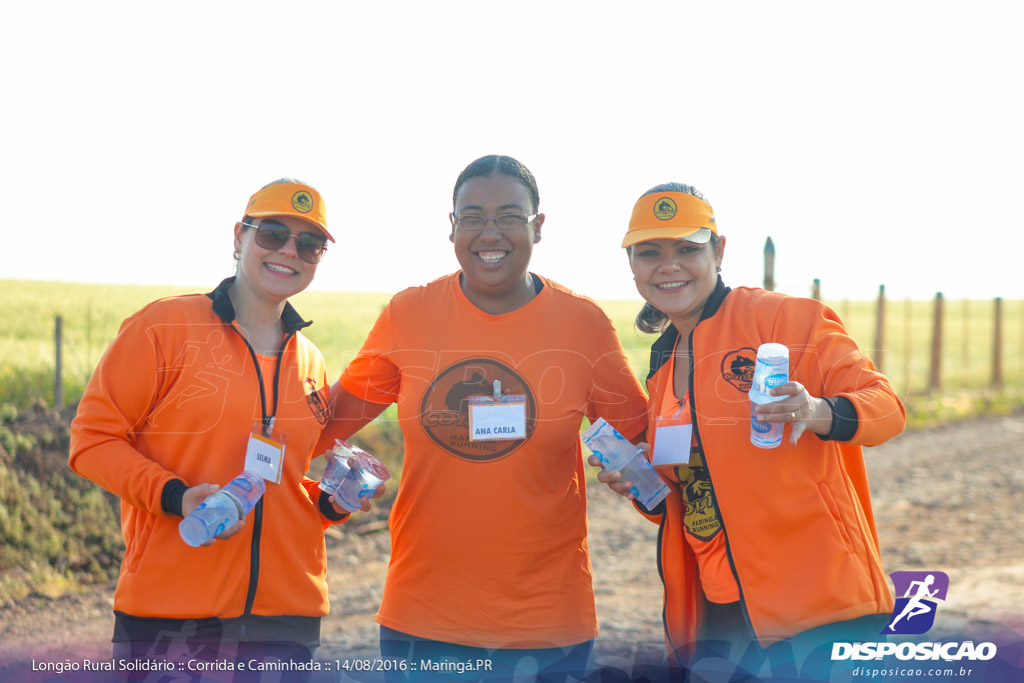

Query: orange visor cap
[243,182,334,242]
[621,191,716,248]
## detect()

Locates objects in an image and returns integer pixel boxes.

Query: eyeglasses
[242,220,328,264]
[450,213,539,231]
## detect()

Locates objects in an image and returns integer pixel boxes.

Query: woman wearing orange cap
[315,155,649,682]
[593,183,906,679]
[70,179,380,679]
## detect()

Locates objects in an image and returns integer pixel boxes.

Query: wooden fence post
[929,293,943,392]
[904,298,913,398]
[962,299,970,385]
[874,285,886,373]
[87,299,93,366]
[993,297,1003,388]
[763,237,775,292]
[54,316,64,408]
[811,278,821,301]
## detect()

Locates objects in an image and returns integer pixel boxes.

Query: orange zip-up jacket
[70,278,344,621]
[637,280,904,660]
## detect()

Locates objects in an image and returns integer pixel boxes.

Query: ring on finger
[790,411,797,422]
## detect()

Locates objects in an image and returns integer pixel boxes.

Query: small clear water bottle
[582,418,670,509]
[319,441,391,513]
[748,343,790,449]
[179,471,266,547]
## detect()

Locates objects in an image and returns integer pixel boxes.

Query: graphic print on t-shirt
[419,357,536,462]
[675,446,723,542]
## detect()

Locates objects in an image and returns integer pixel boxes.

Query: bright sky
[4,1,1022,302]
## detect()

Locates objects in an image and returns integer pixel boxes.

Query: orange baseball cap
[621,191,716,248]
[243,182,334,242]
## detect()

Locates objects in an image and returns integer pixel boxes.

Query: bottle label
[750,403,784,447]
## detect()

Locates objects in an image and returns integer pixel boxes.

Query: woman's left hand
[753,381,834,445]
[330,483,386,515]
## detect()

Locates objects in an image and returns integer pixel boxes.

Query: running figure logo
[882,570,950,635]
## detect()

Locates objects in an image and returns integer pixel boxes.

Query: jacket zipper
[685,327,759,642]
[655,512,670,653]
[230,324,296,617]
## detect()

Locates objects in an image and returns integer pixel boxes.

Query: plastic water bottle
[582,418,670,509]
[318,441,391,513]
[749,343,790,448]
[178,471,266,547]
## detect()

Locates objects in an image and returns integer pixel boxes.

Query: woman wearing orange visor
[592,182,906,679]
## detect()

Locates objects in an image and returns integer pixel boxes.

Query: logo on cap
[291,191,313,214]
[653,197,677,221]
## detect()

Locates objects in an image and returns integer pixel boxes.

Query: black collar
[205,277,313,334]
[647,276,731,380]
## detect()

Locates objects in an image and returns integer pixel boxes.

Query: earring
[233,250,241,261]
[716,265,722,273]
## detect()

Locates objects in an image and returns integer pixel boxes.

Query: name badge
[468,394,527,441]
[652,423,693,467]
[245,432,285,484]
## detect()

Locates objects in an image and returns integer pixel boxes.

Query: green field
[1,280,1021,412]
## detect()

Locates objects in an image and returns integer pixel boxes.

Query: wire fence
[2,273,1020,412]
[763,242,1021,400]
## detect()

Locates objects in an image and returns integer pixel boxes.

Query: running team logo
[291,190,313,213]
[677,448,723,542]
[305,378,330,425]
[721,348,756,392]
[653,196,677,220]
[882,570,950,635]
[420,358,536,463]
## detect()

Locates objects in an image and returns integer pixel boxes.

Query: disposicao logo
[831,570,997,662]
[883,570,949,635]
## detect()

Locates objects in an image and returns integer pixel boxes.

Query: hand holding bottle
[182,484,245,546]
[328,480,387,515]
[178,472,265,547]
[320,441,390,514]
[752,382,835,445]
[587,442,652,501]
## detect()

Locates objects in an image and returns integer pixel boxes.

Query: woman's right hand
[588,456,634,501]
[182,483,245,546]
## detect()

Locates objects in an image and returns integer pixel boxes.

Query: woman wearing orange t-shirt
[315,156,649,681]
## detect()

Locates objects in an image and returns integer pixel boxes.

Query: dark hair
[633,183,719,335]
[263,177,311,190]
[452,155,540,214]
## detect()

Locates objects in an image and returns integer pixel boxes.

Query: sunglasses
[242,220,328,264]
